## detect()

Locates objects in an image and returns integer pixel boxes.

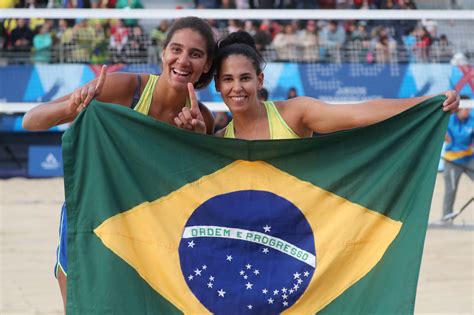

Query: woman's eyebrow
[169,43,205,55]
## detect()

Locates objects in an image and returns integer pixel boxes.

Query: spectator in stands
[272,22,299,61]
[352,0,377,9]
[90,0,109,8]
[32,22,53,63]
[421,18,438,40]
[234,0,249,8]
[414,26,432,62]
[22,16,218,311]
[151,19,170,47]
[249,0,281,8]
[319,20,346,63]
[109,19,129,63]
[402,27,417,62]
[71,18,95,63]
[371,26,397,63]
[442,97,473,222]
[385,0,418,45]
[244,20,258,37]
[194,0,219,8]
[116,0,143,27]
[432,34,454,63]
[253,22,272,55]
[124,25,149,64]
[0,0,17,8]
[55,19,74,62]
[295,0,319,8]
[298,19,319,62]
[9,18,33,62]
[227,19,244,34]
[220,0,236,8]
[90,22,108,64]
[346,20,371,63]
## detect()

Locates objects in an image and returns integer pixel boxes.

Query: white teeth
[231,96,246,101]
[173,69,190,76]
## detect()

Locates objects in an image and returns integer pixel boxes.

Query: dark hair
[216,31,265,76]
[257,87,269,101]
[163,17,217,89]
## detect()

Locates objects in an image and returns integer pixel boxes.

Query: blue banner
[0,63,472,103]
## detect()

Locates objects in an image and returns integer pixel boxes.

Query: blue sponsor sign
[1,63,472,107]
[28,145,63,177]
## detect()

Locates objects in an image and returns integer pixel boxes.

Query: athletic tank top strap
[224,120,236,138]
[130,74,142,109]
[223,101,299,139]
[133,74,159,115]
[264,101,299,139]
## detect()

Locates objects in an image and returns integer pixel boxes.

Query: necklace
[253,102,263,140]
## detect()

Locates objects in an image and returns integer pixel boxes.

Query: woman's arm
[22,66,139,131]
[286,91,459,134]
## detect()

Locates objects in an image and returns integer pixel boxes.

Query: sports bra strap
[130,75,142,109]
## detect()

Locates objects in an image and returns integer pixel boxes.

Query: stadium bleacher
[0,1,473,177]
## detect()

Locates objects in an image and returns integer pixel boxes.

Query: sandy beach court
[1,173,472,314]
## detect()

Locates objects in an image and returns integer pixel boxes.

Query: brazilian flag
[63,96,448,314]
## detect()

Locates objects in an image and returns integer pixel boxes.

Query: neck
[152,77,189,115]
[232,101,266,140]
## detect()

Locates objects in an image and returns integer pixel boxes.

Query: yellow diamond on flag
[94,160,402,314]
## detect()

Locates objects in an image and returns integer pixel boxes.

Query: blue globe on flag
[178,190,317,314]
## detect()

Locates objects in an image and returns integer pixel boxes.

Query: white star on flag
[263,225,271,233]
[202,265,207,270]
[293,284,300,290]
[262,289,268,294]
[239,270,245,275]
[293,272,301,279]
[188,275,193,280]
[289,289,294,294]
[268,298,274,304]
[207,282,213,288]
[244,275,248,280]
[283,301,289,307]
[247,305,253,310]
[253,269,260,275]
[226,255,233,261]
[217,289,226,297]
[245,282,253,289]
[297,278,303,284]
[304,271,310,277]
[282,287,287,293]
[273,289,279,295]
[282,293,288,300]
[209,276,215,281]
[194,268,201,276]
[245,264,252,269]
[187,240,195,248]
[262,248,269,254]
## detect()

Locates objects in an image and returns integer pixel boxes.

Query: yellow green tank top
[133,74,159,115]
[224,101,299,139]
[133,74,192,115]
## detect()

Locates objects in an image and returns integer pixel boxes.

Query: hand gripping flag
[62,96,448,314]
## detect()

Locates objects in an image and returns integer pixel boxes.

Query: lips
[230,96,247,101]
[171,68,192,83]
[172,68,190,77]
